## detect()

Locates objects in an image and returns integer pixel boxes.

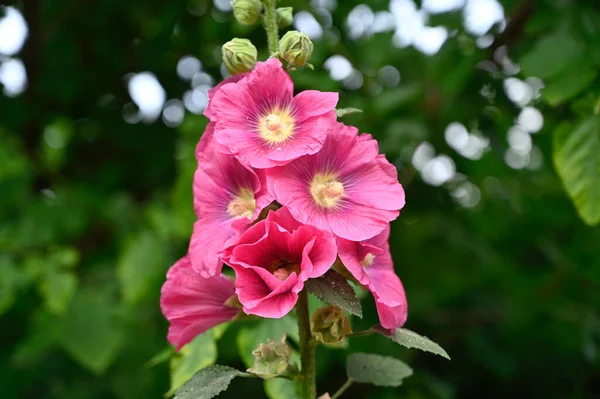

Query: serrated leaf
[167,332,218,396]
[554,117,600,225]
[306,270,362,318]
[173,365,243,399]
[375,326,451,360]
[346,353,413,387]
[237,316,299,368]
[335,107,363,118]
[59,292,126,374]
[520,32,584,79]
[117,230,167,305]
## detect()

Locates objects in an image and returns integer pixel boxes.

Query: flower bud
[248,335,292,379]
[231,0,262,25]
[276,7,294,28]
[311,305,352,346]
[222,38,257,75]
[279,30,313,68]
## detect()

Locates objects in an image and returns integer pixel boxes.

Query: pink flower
[267,122,405,241]
[204,73,247,120]
[337,225,407,331]
[209,58,338,168]
[221,207,337,318]
[189,123,273,276]
[160,255,239,351]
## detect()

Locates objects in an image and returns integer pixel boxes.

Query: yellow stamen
[227,188,256,219]
[258,108,294,144]
[310,173,345,208]
[360,253,376,268]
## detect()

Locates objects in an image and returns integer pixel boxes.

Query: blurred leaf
[520,32,584,79]
[39,271,78,315]
[542,67,597,106]
[167,332,218,396]
[335,107,363,118]
[0,256,29,315]
[59,292,126,375]
[264,377,299,399]
[117,230,167,305]
[553,117,600,225]
[346,353,413,387]
[173,365,243,399]
[374,326,451,359]
[373,83,422,114]
[41,117,74,171]
[237,316,299,368]
[306,270,363,318]
[145,347,174,369]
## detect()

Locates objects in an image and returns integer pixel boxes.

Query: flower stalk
[297,289,317,399]
[261,0,279,55]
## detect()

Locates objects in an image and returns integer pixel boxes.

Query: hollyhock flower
[209,58,338,168]
[267,122,405,241]
[337,225,407,331]
[189,123,273,276]
[160,256,239,350]
[221,207,337,318]
[203,72,247,120]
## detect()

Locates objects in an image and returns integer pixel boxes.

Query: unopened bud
[311,305,352,346]
[248,335,292,379]
[279,30,313,68]
[231,0,262,25]
[276,7,294,28]
[222,38,257,75]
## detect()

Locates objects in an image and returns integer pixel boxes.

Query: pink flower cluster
[161,59,408,349]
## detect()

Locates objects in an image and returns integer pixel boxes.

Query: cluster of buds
[223,0,314,74]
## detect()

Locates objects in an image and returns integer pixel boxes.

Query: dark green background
[2,0,600,398]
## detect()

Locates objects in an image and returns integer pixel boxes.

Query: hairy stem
[261,0,279,55]
[297,289,316,399]
[330,379,353,399]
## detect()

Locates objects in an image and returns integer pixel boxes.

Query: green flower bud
[311,305,352,346]
[279,30,313,69]
[248,336,292,379]
[276,7,294,28]
[222,38,257,75]
[231,0,262,25]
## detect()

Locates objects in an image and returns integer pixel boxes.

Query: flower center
[226,188,256,219]
[259,109,294,144]
[360,253,375,268]
[271,259,300,281]
[310,173,345,208]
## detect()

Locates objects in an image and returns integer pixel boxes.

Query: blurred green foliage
[1,0,600,398]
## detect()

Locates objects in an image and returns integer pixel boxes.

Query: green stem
[261,0,279,55]
[330,379,353,399]
[297,289,316,399]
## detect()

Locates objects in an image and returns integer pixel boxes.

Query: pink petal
[204,73,248,119]
[328,202,398,241]
[244,58,294,111]
[160,256,238,350]
[291,91,339,123]
[375,293,408,332]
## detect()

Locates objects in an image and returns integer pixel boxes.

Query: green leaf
[374,327,451,360]
[168,332,218,396]
[335,107,363,118]
[542,67,597,106]
[173,365,243,399]
[59,292,126,374]
[117,230,167,305]
[39,271,77,314]
[520,32,585,79]
[346,353,413,387]
[553,117,600,225]
[264,378,300,399]
[237,316,299,368]
[306,270,362,318]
